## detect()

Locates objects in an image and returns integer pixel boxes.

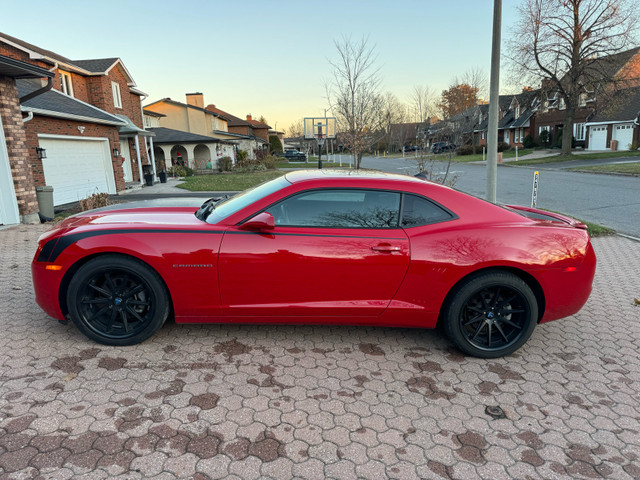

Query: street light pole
[486,0,502,203]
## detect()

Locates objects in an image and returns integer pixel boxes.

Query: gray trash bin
[35,185,54,221]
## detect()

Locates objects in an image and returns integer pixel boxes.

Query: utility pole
[486,0,502,203]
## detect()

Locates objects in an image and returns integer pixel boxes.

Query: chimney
[186,92,204,108]
[246,114,252,121]
[206,104,216,110]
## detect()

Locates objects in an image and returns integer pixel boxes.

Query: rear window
[401,194,454,227]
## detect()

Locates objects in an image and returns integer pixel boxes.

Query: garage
[38,135,116,206]
[588,125,608,150]
[612,123,635,150]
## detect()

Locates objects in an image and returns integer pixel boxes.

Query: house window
[574,123,585,141]
[481,131,486,140]
[112,81,122,109]
[559,97,566,110]
[504,130,510,143]
[578,93,587,107]
[60,71,73,97]
[539,126,550,135]
[515,105,520,118]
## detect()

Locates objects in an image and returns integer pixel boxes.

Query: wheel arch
[437,266,546,326]
[58,252,174,318]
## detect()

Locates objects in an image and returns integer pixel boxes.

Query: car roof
[284,169,431,186]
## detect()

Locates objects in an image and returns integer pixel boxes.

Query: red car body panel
[32,170,596,331]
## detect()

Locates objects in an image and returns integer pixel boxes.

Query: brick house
[535,47,640,149]
[205,104,271,156]
[584,86,640,151]
[0,32,152,223]
[496,89,540,148]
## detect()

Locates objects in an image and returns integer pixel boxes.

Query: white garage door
[588,126,607,150]
[38,136,116,206]
[613,123,634,150]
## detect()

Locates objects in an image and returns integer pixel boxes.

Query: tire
[442,271,538,358]
[67,255,169,346]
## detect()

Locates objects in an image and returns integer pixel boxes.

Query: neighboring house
[584,86,640,151]
[0,32,152,223]
[535,47,640,149]
[144,94,243,168]
[205,104,270,156]
[496,89,540,147]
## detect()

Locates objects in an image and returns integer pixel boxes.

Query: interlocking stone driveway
[1,224,639,479]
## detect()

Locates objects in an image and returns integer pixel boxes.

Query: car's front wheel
[67,255,169,346]
[443,271,538,358]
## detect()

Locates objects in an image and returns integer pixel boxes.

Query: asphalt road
[361,155,640,238]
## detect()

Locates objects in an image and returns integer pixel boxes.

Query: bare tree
[508,0,638,154]
[380,92,409,152]
[326,36,384,169]
[286,118,306,152]
[460,68,489,102]
[410,85,436,123]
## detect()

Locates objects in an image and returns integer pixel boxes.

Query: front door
[218,189,410,318]
[120,140,133,182]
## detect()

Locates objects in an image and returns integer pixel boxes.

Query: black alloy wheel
[443,271,538,358]
[67,255,169,345]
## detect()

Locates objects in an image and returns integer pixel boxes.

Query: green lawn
[568,162,640,175]
[176,171,284,191]
[515,149,640,166]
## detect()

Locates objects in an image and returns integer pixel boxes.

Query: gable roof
[145,98,221,117]
[149,127,235,144]
[72,58,119,72]
[17,78,126,126]
[587,86,640,123]
[0,32,137,85]
[205,105,251,126]
[246,118,271,129]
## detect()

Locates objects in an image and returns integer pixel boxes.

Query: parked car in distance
[403,145,418,152]
[431,142,456,154]
[32,170,596,358]
[277,149,307,162]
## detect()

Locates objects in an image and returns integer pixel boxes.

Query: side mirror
[239,211,275,231]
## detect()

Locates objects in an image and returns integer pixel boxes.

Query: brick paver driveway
[1,224,639,479]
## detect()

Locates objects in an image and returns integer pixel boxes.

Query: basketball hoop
[303,117,337,169]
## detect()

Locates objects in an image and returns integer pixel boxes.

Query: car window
[401,194,453,227]
[266,189,401,228]
[206,175,290,224]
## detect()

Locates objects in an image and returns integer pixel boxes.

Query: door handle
[371,244,401,252]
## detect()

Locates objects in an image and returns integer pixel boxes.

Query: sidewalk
[1,225,639,479]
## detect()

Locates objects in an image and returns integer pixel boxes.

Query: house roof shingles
[149,127,235,144]
[17,78,125,125]
[588,86,640,123]
[71,58,119,73]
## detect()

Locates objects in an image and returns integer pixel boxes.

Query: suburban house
[534,46,640,150]
[584,86,640,150]
[0,32,152,224]
[143,94,238,170]
[205,104,271,155]
[432,47,640,154]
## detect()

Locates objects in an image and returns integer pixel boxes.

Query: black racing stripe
[37,237,59,262]
[41,227,404,263]
[42,228,225,263]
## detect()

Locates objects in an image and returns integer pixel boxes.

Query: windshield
[202,175,291,224]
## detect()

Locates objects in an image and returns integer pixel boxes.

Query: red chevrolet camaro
[32,170,596,358]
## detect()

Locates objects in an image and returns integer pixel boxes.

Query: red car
[32,170,596,358]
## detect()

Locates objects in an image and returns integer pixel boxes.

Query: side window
[401,194,453,227]
[266,189,401,228]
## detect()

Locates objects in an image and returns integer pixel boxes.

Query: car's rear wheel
[67,255,169,346]
[443,271,538,358]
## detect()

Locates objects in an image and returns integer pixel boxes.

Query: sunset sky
[2,0,521,132]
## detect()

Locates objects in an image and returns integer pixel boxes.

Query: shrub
[522,134,536,149]
[233,163,267,173]
[455,145,475,156]
[80,192,110,211]
[631,140,639,151]
[172,165,194,177]
[269,135,283,153]
[237,150,248,166]
[218,156,233,172]
[497,142,509,152]
[262,155,277,170]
